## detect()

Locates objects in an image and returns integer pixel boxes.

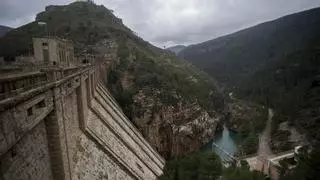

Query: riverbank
[201,106,270,160]
[201,125,242,160]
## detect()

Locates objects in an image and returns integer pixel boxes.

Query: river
[201,125,242,161]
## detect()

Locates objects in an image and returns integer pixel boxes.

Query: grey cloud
[102,0,320,47]
[1,0,320,47]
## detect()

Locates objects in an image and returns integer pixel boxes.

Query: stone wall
[0,63,165,180]
[0,121,53,180]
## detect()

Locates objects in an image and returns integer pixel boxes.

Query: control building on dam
[0,37,165,180]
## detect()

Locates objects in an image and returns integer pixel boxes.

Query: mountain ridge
[179,7,320,87]
[179,6,320,150]
[184,6,320,49]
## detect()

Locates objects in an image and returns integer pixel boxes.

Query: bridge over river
[206,109,297,180]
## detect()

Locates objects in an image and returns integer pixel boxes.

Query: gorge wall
[0,63,165,180]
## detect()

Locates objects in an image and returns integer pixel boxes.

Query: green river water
[201,125,243,161]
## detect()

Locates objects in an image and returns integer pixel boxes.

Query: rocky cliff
[131,91,224,158]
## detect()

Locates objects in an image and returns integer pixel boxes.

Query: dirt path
[257,108,273,158]
[249,108,274,173]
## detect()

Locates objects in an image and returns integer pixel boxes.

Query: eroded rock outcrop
[131,90,225,159]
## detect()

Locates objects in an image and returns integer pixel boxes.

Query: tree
[240,160,249,169]
[222,166,266,180]
[159,152,223,180]
[280,145,320,180]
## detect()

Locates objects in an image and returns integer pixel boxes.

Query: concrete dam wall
[0,63,165,180]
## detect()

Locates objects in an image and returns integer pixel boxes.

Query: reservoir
[201,125,241,161]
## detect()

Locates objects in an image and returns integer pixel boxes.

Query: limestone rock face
[131,90,225,159]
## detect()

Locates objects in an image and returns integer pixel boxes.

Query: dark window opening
[11,148,17,158]
[36,100,46,109]
[42,42,48,46]
[68,82,72,88]
[27,107,33,116]
[43,49,49,62]
[0,84,4,94]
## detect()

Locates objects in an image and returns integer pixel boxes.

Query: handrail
[0,64,93,102]
[0,71,45,82]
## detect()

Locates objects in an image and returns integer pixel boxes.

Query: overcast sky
[1,0,320,47]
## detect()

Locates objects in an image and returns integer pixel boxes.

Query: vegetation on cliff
[109,40,224,120]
